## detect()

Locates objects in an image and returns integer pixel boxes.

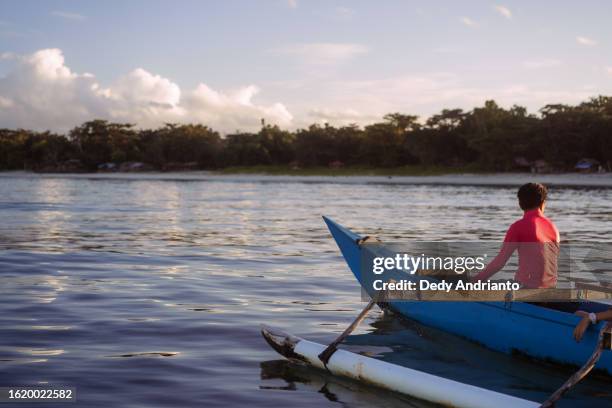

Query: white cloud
[0,95,13,108]
[494,5,512,19]
[460,17,476,27]
[323,74,465,116]
[287,0,298,9]
[51,11,86,21]
[184,83,292,130]
[1,48,607,134]
[307,108,378,126]
[113,68,181,107]
[274,42,368,66]
[281,73,598,128]
[491,85,594,105]
[0,48,292,132]
[24,48,75,80]
[576,36,597,46]
[522,59,561,69]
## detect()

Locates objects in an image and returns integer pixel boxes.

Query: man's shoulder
[505,219,523,239]
[509,217,526,229]
[537,214,560,241]
[539,214,558,229]
[507,213,559,241]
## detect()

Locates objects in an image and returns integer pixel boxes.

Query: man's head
[517,183,548,211]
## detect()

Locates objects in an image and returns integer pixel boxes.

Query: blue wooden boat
[323,216,612,376]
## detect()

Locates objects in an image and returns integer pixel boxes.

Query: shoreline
[2,170,612,188]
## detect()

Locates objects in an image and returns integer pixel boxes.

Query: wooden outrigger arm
[540,322,612,408]
[318,298,376,366]
[318,235,383,366]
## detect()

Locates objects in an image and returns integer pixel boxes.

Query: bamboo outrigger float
[262,325,540,408]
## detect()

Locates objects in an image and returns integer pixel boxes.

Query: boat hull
[322,216,612,376]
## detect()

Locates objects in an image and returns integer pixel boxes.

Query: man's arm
[471,226,517,282]
[573,309,612,342]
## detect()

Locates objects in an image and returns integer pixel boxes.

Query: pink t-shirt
[473,209,560,288]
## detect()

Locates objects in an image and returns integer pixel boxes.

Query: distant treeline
[2,97,612,172]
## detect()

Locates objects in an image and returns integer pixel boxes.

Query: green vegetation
[218,165,478,176]
[2,97,612,173]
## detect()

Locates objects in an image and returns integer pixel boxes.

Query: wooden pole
[318,298,377,365]
[318,235,383,366]
[540,322,612,408]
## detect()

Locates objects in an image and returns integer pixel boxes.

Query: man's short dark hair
[517,183,548,211]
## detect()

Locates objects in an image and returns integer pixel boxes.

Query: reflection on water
[0,173,611,407]
[260,359,437,408]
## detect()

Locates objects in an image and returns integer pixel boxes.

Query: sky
[0,0,611,133]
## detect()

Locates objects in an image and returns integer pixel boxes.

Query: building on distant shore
[575,158,602,173]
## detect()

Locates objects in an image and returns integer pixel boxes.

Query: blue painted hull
[323,216,612,376]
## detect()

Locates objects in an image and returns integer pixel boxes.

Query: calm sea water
[0,173,611,408]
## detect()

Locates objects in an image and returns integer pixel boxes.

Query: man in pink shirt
[472,183,560,288]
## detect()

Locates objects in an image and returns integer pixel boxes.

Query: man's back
[472,183,560,288]
[507,209,559,288]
